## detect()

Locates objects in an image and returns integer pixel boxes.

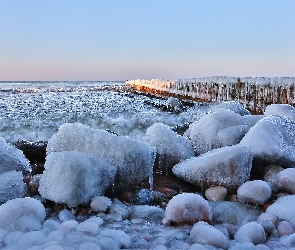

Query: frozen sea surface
[0,81,210,143]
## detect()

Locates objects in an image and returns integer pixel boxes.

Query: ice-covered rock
[90,196,112,213]
[0,198,45,231]
[237,180,271,205]
[266,195,295,222]
[47,123,155,189]
[166,97,183,113]
[234,221,266,245]
[211,101,251,116]
[277,168,295,193]
[209,201,260,226]
[264,104,295,121]
[131,188,154,205]
[162,193,212,226]
[187,110,250,154]
[144,123,194,175]
[0,137,31,174]
[190,221,229,249]
[0,170,27,204]
[278,220,294,236]
[240,115,295,167]
[173,145,253,191]
[109,198,129,220]
[58,209,76,222]
[205,186,227,201]
[129,205,164,224]
[100,229,131,249]
[38,151,116,207]
[258,213,279,227]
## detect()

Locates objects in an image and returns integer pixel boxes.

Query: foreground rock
[47,123,155,190]
[186,110,251,154]
[144,123,194,175]
[173,144,253,191]
[162,193,212,226]
[14,140,47,164]
[39,151,117,207]
[240,115,295,167]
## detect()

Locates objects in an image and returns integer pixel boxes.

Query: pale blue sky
[1,1,294,81]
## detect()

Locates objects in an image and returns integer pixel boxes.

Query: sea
[0,81,210,143]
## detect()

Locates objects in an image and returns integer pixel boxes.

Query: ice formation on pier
[126,77,295,113]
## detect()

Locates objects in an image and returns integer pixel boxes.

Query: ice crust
[47,123,156,188]
[234,221,266,245]
[187,110,250,154]
[240,115,295,167]
[173,144,253,191]
[39,151,117,207]
[0,137,30,174]
[144,123,194,174]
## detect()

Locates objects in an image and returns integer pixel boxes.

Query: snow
[277,221,294,236]
[144,123,194,175]
[264,104,295,121]
[58,209,76,222]
[237,180,272,205]
[47,122,156,189]
[38,151,117,207]
[162,193,212,226]
[187,110,250,154]
[240,115,295,167]
[190,221,229,249]
[173,145,253,191]
[277,168,295,193]
[0,170,27,204]
[211,101,250,116]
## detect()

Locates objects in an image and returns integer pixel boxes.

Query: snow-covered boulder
[162,193,212,226]
[144,123,194,175]
[190,221,229,249]
[234,221,266,245]
[277,168,295,193]
[211,101,250,116]
[0,170,28,204]
[266,195,295,223]
[39,151,117,207]
[209,201,260,226]
[173,145,253,191]
[0,137,30,174]
[237,180,271,205]
[47,123,155,189]
[187,110,250,154]
[264,104,295,121]
[240,115,295,167]
[0,198,45,232]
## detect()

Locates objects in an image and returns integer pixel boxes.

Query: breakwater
[126,77,295,114]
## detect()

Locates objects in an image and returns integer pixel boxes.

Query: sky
[0,1,295,81]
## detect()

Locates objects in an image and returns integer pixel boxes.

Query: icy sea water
[0,81,210,143]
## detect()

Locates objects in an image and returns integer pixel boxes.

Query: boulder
[277,168,295,193]
[173,145,253,191]
[47,123,155,189]
[240,115,295,167]
[144,123,194,175]
[205,186,227,201]
[186,110,250,154]
[39,151,117,207]
[234,222,266,245]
